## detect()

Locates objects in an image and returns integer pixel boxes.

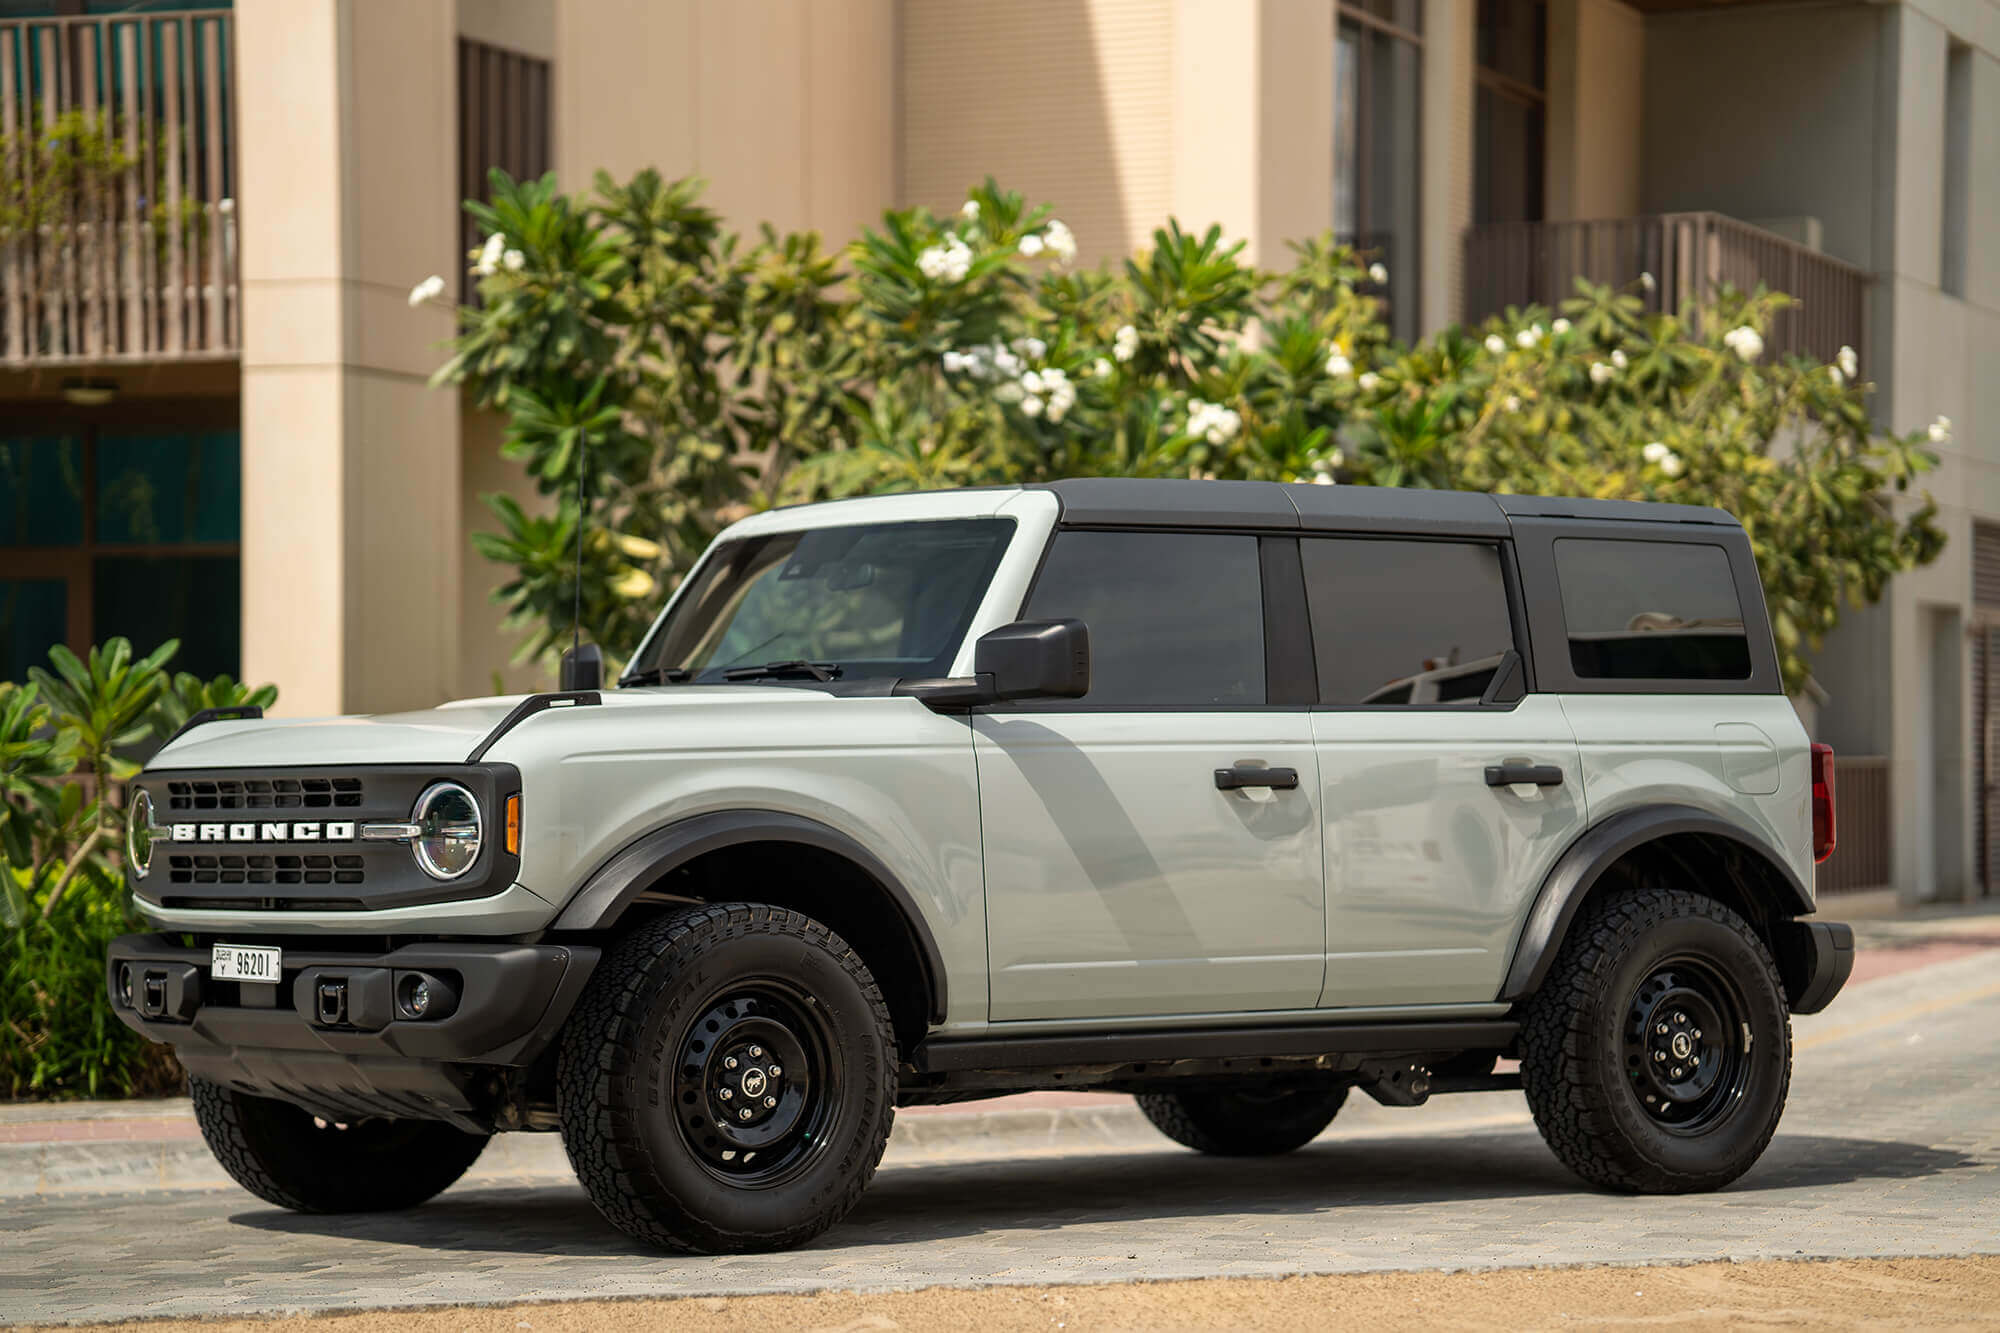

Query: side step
[911,1019,1519,1075]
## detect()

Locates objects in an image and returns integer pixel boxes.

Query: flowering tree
[421,172,1942,692]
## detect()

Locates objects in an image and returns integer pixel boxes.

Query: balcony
[1463,212,1868,367]
[0,8,237,367]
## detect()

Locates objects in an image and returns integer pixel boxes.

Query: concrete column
[237,0,462,716]
[1545,0,1643,222]
[1420,0,1473,336]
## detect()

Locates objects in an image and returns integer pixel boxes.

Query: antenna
[559,425,603,692]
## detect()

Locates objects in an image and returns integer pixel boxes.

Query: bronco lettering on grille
[167,822,357,844]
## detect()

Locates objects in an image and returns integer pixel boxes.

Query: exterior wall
[1546,0,1643,221]
[236,0,463,717]
[553,0,895,244]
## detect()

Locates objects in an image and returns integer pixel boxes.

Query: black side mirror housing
[560,642,603,692]
[974,619,1090,701]
[894,619,1091,710]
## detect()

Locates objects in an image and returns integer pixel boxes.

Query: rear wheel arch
[1501,805,1816,1008]
[552,810,945,1054]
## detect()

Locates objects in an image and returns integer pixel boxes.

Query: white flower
[1640,271,1657,293]
[1829,367,1845,388]
[1013,336,1047,362]
[1611,348,1629,370]
[502,248,525,272]
[1484,333,1508,355]
[1040,368,1076,421]
[1838,345,1859,379]
[961,199,981,220]
[1368,262,1389,284]
[1312,472,1335,485]
[1021,370,1044,395]
[1113,324,1140,363]
[1186,399,1241,445]
[1502,395,1521,413]
[1358,371,1381,392]
[1552,318,1571,335]
[1516,324,1543,350]
[1325,352,1353,377]
[1659,452,1685,478]
[916,236,972,283]
[991,344,1023,378]
[1642,441,1670,463]
[472,231,506,277]
[1930,415,1953,443]
[1589,361,1615,385]
[216,197,235,217]
[1044,219,1077,265]
[1021,394,1045,418]
[1017,233,1045,258]
[1091,357,1112,378]
[1723,325,1764,362]
[993,380,1025,404]
[407,274,446,307]
[941,351,967,374]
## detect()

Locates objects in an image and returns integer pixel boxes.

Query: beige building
[1,0,1996,906]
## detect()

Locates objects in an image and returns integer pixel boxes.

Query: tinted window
[1025,531,1264,706]
[1302,539,1517,706]
[1555,538,1750,680]
[637,519,1014,682]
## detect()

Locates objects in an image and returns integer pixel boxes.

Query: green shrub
[0,640,277,1099]
[431,172,1942,693]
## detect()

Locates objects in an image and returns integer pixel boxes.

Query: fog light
[116,964,134,1007]
[401,975,432,1018]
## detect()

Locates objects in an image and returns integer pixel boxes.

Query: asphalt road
[5,949,1998,1326]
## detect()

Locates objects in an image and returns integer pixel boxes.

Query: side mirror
[974,619,1090,702]
[560,642,603,692]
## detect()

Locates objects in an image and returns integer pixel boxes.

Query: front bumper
[107,935,598,1131]
[1776,919,1855,1015]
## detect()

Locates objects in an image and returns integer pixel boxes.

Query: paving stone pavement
[4,950,1998,1326]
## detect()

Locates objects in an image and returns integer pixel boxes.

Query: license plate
[211,944,282,983]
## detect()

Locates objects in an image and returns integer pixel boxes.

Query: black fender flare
[1498,803,1814,1003]
[551,809,948,1023]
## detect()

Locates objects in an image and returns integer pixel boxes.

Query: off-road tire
[1136,1084,1349,1156]
[557,902,897,1254]
[1520,885,1791,1193]
[188,1077,489,1212]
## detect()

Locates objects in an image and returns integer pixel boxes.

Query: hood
[145,686,832,772]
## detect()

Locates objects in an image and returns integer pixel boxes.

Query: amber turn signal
[504,793,521,855]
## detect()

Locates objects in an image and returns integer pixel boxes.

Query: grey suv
[109,478,1853,1253]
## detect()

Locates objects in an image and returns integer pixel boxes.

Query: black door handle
[1485,762,1564,787]
[1215,765,1300,791]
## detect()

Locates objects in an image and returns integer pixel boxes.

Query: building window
[0,413,240,683]
[458,37,552,303]
[1334,1,1422,342]
[1942,40,1971,298]
[1474,0,1546,225]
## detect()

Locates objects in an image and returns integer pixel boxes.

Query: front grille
[165,852,366,886]
[165,776,364,812]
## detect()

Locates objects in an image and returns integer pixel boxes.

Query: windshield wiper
[618,665,693,687]
[721,660,843,683]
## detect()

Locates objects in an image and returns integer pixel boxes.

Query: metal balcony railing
[0,8,237,366]
[1464,212,1868,367]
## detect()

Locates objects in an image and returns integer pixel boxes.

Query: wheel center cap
[740,1068,768,1099]
[1670,1032,1692,1060]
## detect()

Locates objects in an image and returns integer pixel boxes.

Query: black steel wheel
[1136,1083,1347,1156]
[1521,885,1791,1193]
[558,903,896,1253]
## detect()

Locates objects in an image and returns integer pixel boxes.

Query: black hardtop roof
[1029,478,1739,536]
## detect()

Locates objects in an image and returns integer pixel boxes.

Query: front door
[977,529,1325,1021]
[1295,535,1587,1008]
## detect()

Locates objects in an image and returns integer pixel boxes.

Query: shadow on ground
[231,1128,1979,1259]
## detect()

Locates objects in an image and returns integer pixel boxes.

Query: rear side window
[1554,538,1750,680]
[1301,538,1517,705]
[1024,531,1264,706]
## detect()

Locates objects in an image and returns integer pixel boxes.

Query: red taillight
[1811,742,1837,863]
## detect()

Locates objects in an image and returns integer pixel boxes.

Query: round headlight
[127,789,155,879]
[412,782,482,880]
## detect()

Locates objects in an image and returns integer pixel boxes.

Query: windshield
[626,517,1016,684]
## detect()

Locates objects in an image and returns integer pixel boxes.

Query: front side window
[1024,531,1265,707]
[1302,538,1517,705]
[1554,538,1750,681]
[632,518,1014,684]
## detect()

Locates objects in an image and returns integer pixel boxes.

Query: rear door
[1302,536,1588,1008]
[974,529,1326,1021]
